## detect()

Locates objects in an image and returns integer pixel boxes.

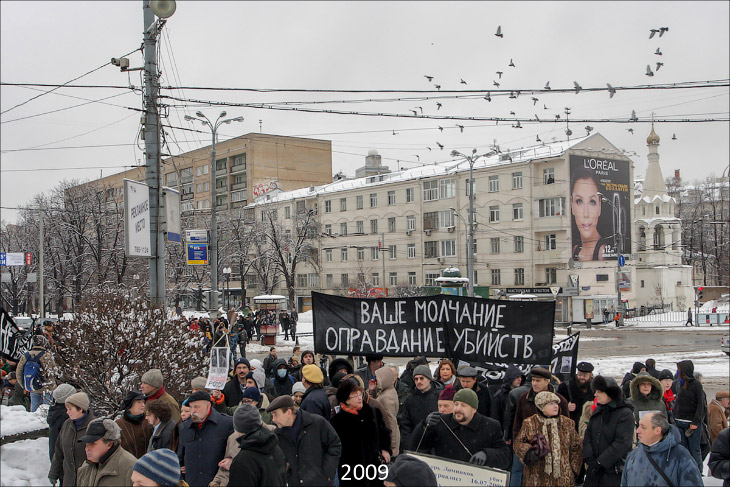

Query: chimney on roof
[674,169,680,180]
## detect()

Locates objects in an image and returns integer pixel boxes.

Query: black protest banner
[312,292,555,365]
[0,307,31,361]
[551,332,580,382]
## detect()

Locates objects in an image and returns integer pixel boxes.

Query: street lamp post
[223,267,232,309]
[184,112,244,318]
[597,192,625,326]
[449,207,469,278]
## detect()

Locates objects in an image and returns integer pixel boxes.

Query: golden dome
[647,124,660,145]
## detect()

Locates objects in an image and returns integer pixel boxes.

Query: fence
[625,311,728,326]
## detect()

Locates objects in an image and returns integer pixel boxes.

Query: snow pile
[0,405,49,438]
[583,350,730,379]
[0,437,51,486]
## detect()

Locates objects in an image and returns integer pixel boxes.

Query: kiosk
[252,295,287,346]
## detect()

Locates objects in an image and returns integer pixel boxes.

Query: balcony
[181,192,194,201]
[231,182,246,191]
[216,185,227,194]
[532,214,568,232]
[180,175,193,185]
[230,163,246,174]
[533,249,565,265]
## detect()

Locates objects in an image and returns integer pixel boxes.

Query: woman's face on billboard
[571,177,601,239]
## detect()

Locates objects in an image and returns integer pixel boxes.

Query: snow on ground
[0,405,48,438]
[1,437,51,487]
[584,350,730,379]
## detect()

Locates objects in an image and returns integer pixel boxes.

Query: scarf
[124,410,145,425]
[536,410,563,479]
[195,407,212,430]
[146,386,166,402]
[340,402,361,415]
[663,389,675,410]
[74,412,89,430]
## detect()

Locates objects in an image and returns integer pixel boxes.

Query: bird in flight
[585,125,594,135]
[536,135,542,142]
[424,75,434,82]
[656,62,664,71]
[509,59,515,67]
[436,102,442,110]
[630,110,638,122]
[456,124,464,133]
[573,81,582,94]
[460,79,467,85]
[555,114,561,120]
[434,84,441,90]
[438,126,444,132]
[627,128,634,134]
[427,147,432,151]
[495,25,503,38]
[672,133,677,140]
[416,106,424,115]
[392,130,397,136]
[543,103,549,110]
[534,114,541,122]
[496,71,503,79]
[513,121,523,129]
[607,83,616,98]
[655,48,662,55]
[484,93,492,102]
[510,111,516,116]
[493,81,500,87]
[509,91,517,99]
[532,97,539,105]
[544,81,551,90]
[410,110,418,116]
[646,65,654,77]
[649,28,660,39]
[436,142,444,150]
[659,27,669,36]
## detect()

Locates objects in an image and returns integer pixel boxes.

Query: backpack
[22,350,46,392]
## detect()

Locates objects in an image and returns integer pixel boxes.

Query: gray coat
[49,413,97,486]
[629,372,667,424]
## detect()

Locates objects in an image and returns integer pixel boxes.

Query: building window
[406,187,415,203]
[325,249,332,262]
[489,176,499,192]
[341,274,349,287]
[439,210,454,228]
[340,223,348,236]
[514,268,525,285]
[370,193,378,208]
[544,233,557,250]
[388,244,396,259]
[514,236,525,253]
[545,267,557,284]
[356,220,364,234]
[231,190,245,203]
[407,215,416,231]
[388,191,396,205]
[371,247,380,260]
[297,274,308,288]
[424,241,438,259]
[341,248,348,262]
[326,274,333,288]
[233,154,246,169]
[285,206,291,219]
[309,274,320,288]
[408,272,417,285]
[423,180,438,201]
[491,237,500,254]
[166,173,178,186]
[407,243,416,259]
[370,219,378,234]
[641,280,645,288]
[389,272,398,286]
[372,273,380,286]
[423,212,438,230]
[388,217,396,232]
[296,201,306,214]
[441,239,456,257]
[538,197,564,217]
[512,172,523,189]
[216,195,227,207]
[357,248,365,261]
[439,178,455,199]
[216,158,227,171]
[655,205,660,215]
[513,203,523,220]
[489,205,500,222]
[425,272,440,286]
[356,195,364,209]
[340,198,347,211]
[491,269,501,285]
[543,168,555,184]
[325,224,332,235]
[325,200,332,213]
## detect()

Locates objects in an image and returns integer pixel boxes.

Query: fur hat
[65,392,90,411]
[453,388,479,410]
[80,418,121,443]
[141,369,164,389]
[535,391,561,411]
[592,375,622,401]
[336,378,363,405]
[233,403,262,435]
[52,384,77,404]
[716,391,730,400]
[190,376,208,390]
[412,365,432,380]
[302,364,324,384]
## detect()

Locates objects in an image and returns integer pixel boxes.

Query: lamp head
[450,150,460,157]
[472,148,477,154]
[196,111,205,118]
[231,117,244,122]
[219,111,227,118]
[184,115,195,121]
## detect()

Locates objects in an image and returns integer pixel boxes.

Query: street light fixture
[223,267,232,310]
[185,111,244,318]
[449,207,470,279]
[596,192,626,326]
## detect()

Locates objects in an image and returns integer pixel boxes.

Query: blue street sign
[187,243,208,265]
[618,255,626,267]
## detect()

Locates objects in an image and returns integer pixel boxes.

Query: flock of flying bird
[400,25,677,154]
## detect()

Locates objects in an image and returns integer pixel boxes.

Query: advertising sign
[569,155,631,261]
[404,452,509,487]
[124,179,151,257]
[619,270,632,293]
[187,243,208,265]
[185,229,209,243]
[0,253,25,266]
[164,186,181,243]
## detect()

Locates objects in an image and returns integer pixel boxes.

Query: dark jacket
[355,363,377,385]
[620,362,645,399]
[222,377,247,407]
[490,366,524,429]
[116,412,153,459]
[398,380,443,452]
[331,402,386,487]
[583,399,635,487]
[512,385,569,442]
[49,412,97,486]
[454,378,492,418]
[148,418,176,452]
[229,427,287,487]
[274,409,342,486]
[300,385,331,420]
[674,360,705,425]
[503,382,531,441]
[708,427,730,487]
[328,358,354,382]
[177,408,234,487]
[621,425,703,487]
[47,402,68,461]
[270,358,295,397]
[416,412,511,470]
[557,376,595,429]
[263,354,278,379]
[629,373,667,424]
[8,381,29,409]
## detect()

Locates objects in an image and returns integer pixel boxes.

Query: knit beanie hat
[453,388,479,410]
[234,358,250,370]
[413,365,432,380]
[141,369,164,389]
[233,403,262,434]
[133,449,181,487]
[658,369,674,381]
[190,376,208,390]
[439,387,456,401]
[53,384,77,404]
[535,391,561,411]
[292,382,306,394]
[302,364,324,384]
[65,392,90,411]
[242,386,261,404]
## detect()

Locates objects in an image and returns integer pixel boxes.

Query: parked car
[722,335,730,357]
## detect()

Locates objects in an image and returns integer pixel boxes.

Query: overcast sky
[2,1,728,224]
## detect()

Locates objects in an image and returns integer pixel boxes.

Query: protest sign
[205,347,230,390]
[404,452,509,486]
[312,292,554,365]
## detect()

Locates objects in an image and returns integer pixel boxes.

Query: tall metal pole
[143,1,165,305]
[467,161,475,297]
[616,229,623,326]
[381,233,386,295]
[210,128,219,318]
[39,200,44,318]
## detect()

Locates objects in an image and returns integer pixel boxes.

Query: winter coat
[709,400,729,443]
[274,409,342,486]
[47,402,68,460]
[222,377,247,407]
[514,413,582,487]
[116,412,153,458]
[674,360,705,425]
[8,381,29,409]
[147,418,177,452]
[416,411,511,470]
[327,358,354,382]
[374,366,400,456]
[75,443,136,487]
[262,354,278,378]
[300,385,331,420]
[366,394,393,456]
[177,408,234,487]
[583,399,634,487]
[557,377,595,430]
[503,382,531,440]
[629,373,667,424]
[620,362,646,399]
[270,358,295,397]
[454,378,492,418]
[331,402,387,487]
[490,366,524,429]
[146,388,181,423]
[16,345,57,393]
[708,427,730,487]
[512,385,569,442]
[621,425,703,487]
[355,363,377,385]
[210,431,243,487]
[229,427,287,487]
[49,412,97,486]
[398,380,443,452]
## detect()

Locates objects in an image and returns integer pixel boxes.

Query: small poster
[205,347,230,390]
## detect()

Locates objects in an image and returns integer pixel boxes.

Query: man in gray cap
[141,369,180,422]
[229,404,287,487]
[454,365,492,418]
[399,364,443,452]
[557,361,595,430]
[76,418,137,487]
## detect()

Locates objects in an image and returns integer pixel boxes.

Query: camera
[111,57,130,70]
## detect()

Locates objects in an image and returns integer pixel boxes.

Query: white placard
[205,347,230,390]
[26,272,37,283]
[1,253,25,266]
[404,452,509,487]
[164,187,181,243]
[124,179,151,257]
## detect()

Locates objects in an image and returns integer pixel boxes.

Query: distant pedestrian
[685,307,693,326]
[16,334,58,411]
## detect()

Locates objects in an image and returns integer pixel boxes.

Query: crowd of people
[2,330,730,487]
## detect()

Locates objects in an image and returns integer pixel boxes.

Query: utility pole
[39,199,44,318]
[143,1,165,305]
[381,233,386,296]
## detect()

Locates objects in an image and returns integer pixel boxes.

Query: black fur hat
[336,377,363,405]
[592,375,622,401]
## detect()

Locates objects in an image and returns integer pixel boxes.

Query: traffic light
[697,286,704,300]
